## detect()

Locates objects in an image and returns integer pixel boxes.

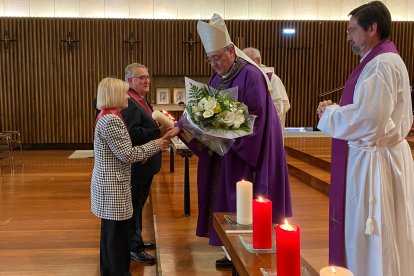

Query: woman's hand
[155,137,171,151]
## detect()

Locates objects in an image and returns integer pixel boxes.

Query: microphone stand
[318,86,344,97]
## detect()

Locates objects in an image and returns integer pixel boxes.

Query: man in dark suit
[121,63,166,264]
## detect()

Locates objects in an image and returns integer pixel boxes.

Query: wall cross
[123,32,141,54]
[60,32,79,51]
[182,32,200,53]
[0,31,17,50]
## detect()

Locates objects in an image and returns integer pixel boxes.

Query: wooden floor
[0,138,331,275]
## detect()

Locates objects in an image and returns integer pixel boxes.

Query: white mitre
[197,13,272,92]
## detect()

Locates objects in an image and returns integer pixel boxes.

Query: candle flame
[258,196,264,202]
[330,266,336,273]
[280,219,295,231]
[161,110,176,121]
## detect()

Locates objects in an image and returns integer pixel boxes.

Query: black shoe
[143,242,155,250]
[130,251,156,264]
[215,257,233,268]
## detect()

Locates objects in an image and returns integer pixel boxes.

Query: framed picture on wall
[173,88,186,104]
[156,88,171,104]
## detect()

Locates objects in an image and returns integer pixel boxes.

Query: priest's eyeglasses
[130,75,151,81]
[346,26,358,35]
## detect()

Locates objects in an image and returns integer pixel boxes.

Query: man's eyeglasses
[206,49,228,64]
[130,75,151,81]
[346,26,358,35]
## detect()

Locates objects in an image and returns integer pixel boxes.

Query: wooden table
[213,212,319,276]
[171,137,193,216]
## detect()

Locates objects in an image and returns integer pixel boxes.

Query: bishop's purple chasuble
[177,63,292,246]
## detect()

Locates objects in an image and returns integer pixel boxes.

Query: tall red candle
[253,197,272,249]
[276,219,300,276]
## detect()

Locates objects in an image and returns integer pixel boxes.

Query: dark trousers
[130,175,154,253]
[100,218,131,276]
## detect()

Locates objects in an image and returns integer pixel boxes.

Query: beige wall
[0,0,413,20]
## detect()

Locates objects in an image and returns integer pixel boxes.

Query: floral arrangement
[185,83,250,132]
[181,77,256,156]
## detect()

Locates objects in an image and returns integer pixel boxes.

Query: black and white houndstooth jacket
[91,114,160,221]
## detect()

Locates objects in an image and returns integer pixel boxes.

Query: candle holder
[259,266,312,276]
[239,233,276,254]
[224,214,238,225]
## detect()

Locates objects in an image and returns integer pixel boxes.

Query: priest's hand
[317,100,334,118]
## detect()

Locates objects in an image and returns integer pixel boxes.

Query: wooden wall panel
[0,18,413,145]
[152,20,210,76]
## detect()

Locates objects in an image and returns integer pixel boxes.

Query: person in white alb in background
[242,47,290,136]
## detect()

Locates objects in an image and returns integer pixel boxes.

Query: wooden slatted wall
[0,18,413,145]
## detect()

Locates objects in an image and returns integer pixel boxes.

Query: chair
[0,131,23,169]
[0,151,3,175]
[0,133,14,170]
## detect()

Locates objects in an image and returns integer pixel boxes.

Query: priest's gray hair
[242,47,260,58]
[242,47,261,63]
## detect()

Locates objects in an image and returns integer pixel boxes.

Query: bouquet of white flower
[181,77,256,155]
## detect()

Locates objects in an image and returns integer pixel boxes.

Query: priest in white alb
[317,1,414,275]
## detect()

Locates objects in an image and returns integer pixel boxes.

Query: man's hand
[317,100,334,118]
[159,124,170,136]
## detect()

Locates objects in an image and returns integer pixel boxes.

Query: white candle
[236,180,253,225]
[152,110,174,127]
[320,266,353,276]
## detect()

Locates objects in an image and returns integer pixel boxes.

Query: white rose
[203,97,217,111]
[199,97,208,105]
[221,111,235,127]
[232,110,245,128]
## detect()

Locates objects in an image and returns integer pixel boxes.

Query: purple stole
[329,40,399,265]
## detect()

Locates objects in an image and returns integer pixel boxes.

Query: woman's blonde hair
[96,77,129,110]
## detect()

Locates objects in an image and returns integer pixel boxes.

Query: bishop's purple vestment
[178,62,292,246]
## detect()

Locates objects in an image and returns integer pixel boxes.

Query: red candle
[253,196,272,249]
[276,219,300,276]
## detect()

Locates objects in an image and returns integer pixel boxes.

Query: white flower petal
[203,109,215,118]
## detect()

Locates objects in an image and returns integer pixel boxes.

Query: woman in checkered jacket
[91,77,170,276]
